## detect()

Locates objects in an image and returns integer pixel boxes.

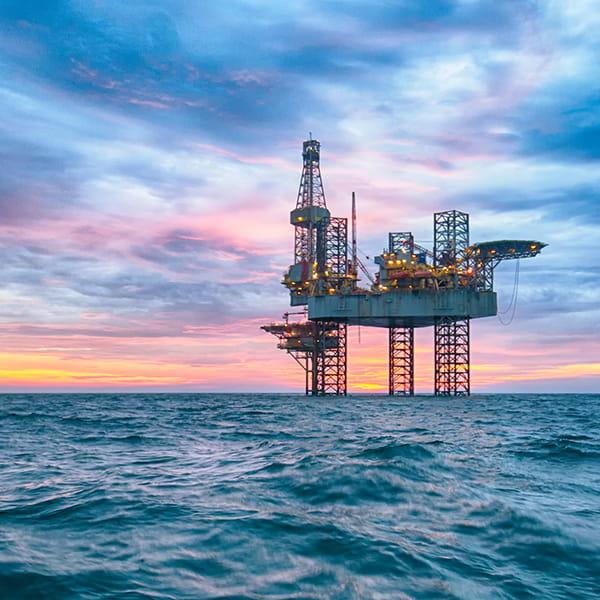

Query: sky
[1,0,599,394]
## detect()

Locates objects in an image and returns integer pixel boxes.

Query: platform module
[262,139,546,396]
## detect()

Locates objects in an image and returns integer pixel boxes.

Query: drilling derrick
[264,139,349,395]
[287,139,330,305]
[262,138,546,396]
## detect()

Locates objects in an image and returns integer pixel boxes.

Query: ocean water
[1,394,599,600]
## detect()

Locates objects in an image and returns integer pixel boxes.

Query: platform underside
[307,289,497,328]
[319,315,447,328]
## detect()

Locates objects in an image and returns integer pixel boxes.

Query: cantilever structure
[262,139,546,396]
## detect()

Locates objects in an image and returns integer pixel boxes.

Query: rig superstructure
[262,139,546,396]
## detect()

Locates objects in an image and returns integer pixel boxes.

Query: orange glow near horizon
[3,351,597,392]
[2,319,598,393]
[0,313,600,394]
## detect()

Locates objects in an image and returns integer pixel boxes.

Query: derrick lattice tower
[265,140,349,395]
[292,139,328,266]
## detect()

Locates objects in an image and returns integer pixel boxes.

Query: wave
[1,393,599,599]
[511,434,600,460]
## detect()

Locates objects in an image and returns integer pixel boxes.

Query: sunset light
[1,1,598,393]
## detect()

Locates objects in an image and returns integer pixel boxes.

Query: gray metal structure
[263,138,546,396]
[434,317,470,396]
[389,327,414,396]
[432,210,471,395]
[273,139,348,394]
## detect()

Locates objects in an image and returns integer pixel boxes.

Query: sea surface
[1,393,599,600]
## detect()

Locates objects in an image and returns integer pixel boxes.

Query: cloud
[521,119,600,161]
[0,0,598,391]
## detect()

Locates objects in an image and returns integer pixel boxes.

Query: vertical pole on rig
[351,192,358,279]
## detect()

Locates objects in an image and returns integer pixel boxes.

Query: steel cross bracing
[434,210,469,268]
[474,261,495,292]
[296,140,326,210]
[294,217,329,267]
[389,327,414,396]
[467,240,547,292]
[434,317,470,396]
[312,322,347,395]
[389,232,414,255]
[292,139,330,267]
[432,210,471,395]
[325,217,349,291]
[294,224,314,266]
[259,318,346,395]
[388,231,434,264]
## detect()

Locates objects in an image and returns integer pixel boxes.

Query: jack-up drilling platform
[262,139,546,396]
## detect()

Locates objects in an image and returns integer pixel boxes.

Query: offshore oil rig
[262,139,545,396]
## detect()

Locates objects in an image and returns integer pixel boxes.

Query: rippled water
[1,393,599,599]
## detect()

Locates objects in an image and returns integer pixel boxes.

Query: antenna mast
[351,192,358,278]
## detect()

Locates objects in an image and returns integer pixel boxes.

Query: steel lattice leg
[434,317,470,396]
[312,321,347,396]
[389,327,414,396]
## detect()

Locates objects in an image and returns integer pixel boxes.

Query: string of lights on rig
[262,139,546,396]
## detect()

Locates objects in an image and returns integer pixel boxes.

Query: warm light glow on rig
[266,139,547,397]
